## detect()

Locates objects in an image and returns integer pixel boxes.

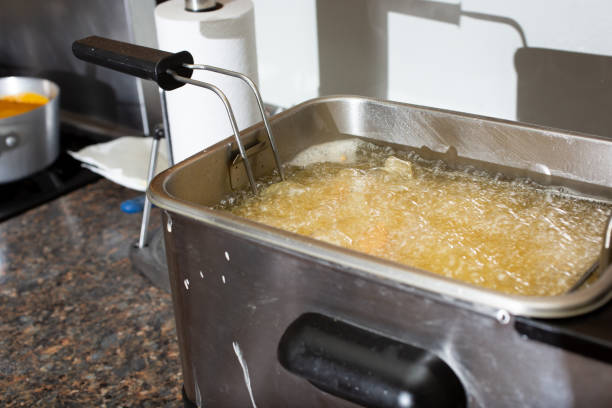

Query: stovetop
[0,127,112,222]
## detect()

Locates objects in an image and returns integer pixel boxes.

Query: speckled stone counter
[0,179,182,407]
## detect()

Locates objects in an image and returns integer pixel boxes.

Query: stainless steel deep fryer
[149,96,612,407]
[151,95,612,317]
[72,36,612,407]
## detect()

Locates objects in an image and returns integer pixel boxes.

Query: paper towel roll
[155,0,259,162]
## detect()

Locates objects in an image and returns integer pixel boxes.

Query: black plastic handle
[72,36,194,90]
[278,313,466,408]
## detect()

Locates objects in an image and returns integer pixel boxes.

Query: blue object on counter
[121,195,148,213]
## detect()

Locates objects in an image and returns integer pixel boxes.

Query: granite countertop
[0,179,182,407]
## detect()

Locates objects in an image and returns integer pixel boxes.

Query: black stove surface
[0,127,112,222]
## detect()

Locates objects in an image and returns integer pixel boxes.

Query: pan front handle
[278,313,466,408]
[72,36,193,90]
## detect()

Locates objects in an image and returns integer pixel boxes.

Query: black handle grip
[72,36,193,90]
[278,313,466,408]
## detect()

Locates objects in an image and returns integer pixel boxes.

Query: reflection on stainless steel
[184,0,217,12]
[0,77,60,183]
[150,96,612,407]
[0,132,20,153]
[0,0,159,132]
[60,111,143,140]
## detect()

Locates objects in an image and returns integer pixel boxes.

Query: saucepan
[0,76,60,183]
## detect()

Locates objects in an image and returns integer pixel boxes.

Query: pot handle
[278,313,466,408]
[72,36,193,90]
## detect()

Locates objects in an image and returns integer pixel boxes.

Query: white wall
[252,0,612,135]
[386,0,612,121]
[251,0,319,108]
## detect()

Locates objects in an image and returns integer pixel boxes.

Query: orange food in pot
[0,92,49,119]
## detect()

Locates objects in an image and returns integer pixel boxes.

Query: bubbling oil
[220,140,611,296]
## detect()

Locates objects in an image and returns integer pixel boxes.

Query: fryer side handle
[72,36,193,90]
[277,313,466,408]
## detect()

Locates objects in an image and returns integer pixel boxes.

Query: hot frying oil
[220,140,611,296]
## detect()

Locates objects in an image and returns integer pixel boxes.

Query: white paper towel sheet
[155,0,260,163]
[68,137,169,192]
